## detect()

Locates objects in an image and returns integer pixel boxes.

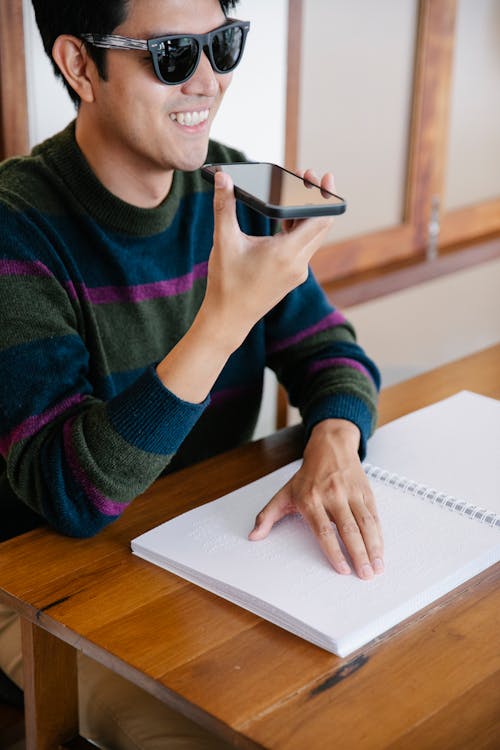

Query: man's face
[86,0,233,176]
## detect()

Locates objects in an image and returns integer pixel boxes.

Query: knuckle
[326,476,342,496]
[333,556,348,569]
[286,267,304,288]
[214,199,225,213]
[358,512,376,527]
[317,524,335,538]
[254,510,266,525]
[340,519,361,536]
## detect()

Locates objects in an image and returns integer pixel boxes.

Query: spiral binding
[363,463,500,528]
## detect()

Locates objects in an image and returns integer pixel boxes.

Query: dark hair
[31,0,239,107]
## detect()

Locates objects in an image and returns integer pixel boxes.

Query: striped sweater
[0,122,380,541]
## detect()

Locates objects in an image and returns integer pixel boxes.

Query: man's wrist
[309,418,361,452]
[194,299,248,356]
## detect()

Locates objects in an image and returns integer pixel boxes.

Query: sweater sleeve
[265,271,380,459]
[0,209,208,538]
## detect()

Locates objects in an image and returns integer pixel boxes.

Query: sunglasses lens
[154,24,246,84]
[212,25,244,72]
[157,37,199,83]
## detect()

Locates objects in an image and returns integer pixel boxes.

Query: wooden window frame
[0,0,29,161]
[285,0,500,286]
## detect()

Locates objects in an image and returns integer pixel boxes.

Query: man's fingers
[213,170,239,239]
[301,502,352,576]
[303,169,319,189]
[249,482,384,581]
[334,495,384,579]
[302,168,336,198]
[287,213,332,248]
[320,171,335,195]
[361,490,384,553]
[248,490,295,540]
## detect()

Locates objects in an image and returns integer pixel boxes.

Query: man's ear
[51,35,98,104]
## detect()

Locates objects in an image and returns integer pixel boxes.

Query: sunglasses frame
[81,18,250,86]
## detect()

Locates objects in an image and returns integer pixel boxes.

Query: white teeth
[170,109,209,126]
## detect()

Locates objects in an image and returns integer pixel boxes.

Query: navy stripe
[0,335,91,429]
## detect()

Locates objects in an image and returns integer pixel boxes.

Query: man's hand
[281,169,336,234]
[249,419,384,580]
[201,170,334,351]
[156,169,332,404]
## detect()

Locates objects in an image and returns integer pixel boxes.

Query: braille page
[132,457,500,655]
[365,391,500,513]
[132,464,499,655]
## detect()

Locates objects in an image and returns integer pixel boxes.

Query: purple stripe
[77,262,209,305]
[65,280,79,301]
[63,418,128,517]
[267,310,346,355]
[307,357,374,383]
[0,259,52,278]
[210,383,259,407]
[0,393,84,457]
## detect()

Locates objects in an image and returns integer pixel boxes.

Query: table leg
[21,619,79,750]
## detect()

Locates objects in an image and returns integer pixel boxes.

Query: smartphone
[201,162,346,219]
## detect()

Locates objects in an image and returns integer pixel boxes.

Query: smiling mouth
[169,109,210,126]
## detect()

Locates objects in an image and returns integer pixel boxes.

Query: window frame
[285,0,500,285]
[0,0,29,161]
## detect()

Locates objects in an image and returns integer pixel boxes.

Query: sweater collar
[39,120,187,236]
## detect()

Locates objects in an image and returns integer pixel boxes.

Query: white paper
[366,391,500,512]
[132,391,500,656]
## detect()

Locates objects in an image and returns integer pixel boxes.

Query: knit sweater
[0,122,380,542]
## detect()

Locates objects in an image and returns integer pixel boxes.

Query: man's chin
[169,142,210,174]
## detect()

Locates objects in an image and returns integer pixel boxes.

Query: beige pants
[0,603,230,749]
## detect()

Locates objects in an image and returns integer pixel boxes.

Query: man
[0,0,382,746]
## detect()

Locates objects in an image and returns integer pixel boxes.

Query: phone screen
[202,162,346,219]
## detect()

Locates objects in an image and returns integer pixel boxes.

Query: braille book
[131,391,500,656]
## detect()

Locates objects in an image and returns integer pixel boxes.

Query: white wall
[22,0,287,162]
[210,0,287,162]
[22,0,76,147]
[345,259,500,388]
[445,0,500,210]
[298,0,418,243]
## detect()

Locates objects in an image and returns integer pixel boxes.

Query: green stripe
[0,276,76,349]
[268,323,356,373]
[73,404,169,500]
[90,278,207,371]
[298,367,378,429]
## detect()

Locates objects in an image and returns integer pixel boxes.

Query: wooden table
[1,345,499,750]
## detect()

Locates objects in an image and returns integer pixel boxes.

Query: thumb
[213,170,239,239]
[248,487,295,541]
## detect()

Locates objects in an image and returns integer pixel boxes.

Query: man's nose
[181,49,219,96]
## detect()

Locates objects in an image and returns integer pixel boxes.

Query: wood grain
[243,567,500,749]
[440,198,500,249]
[284,0,303,171]
[323,235,500,309]
[21,620,78,750]
[0,0,29,159]
[406,0,457,251]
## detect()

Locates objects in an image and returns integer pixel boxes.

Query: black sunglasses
[81,18,250,86]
